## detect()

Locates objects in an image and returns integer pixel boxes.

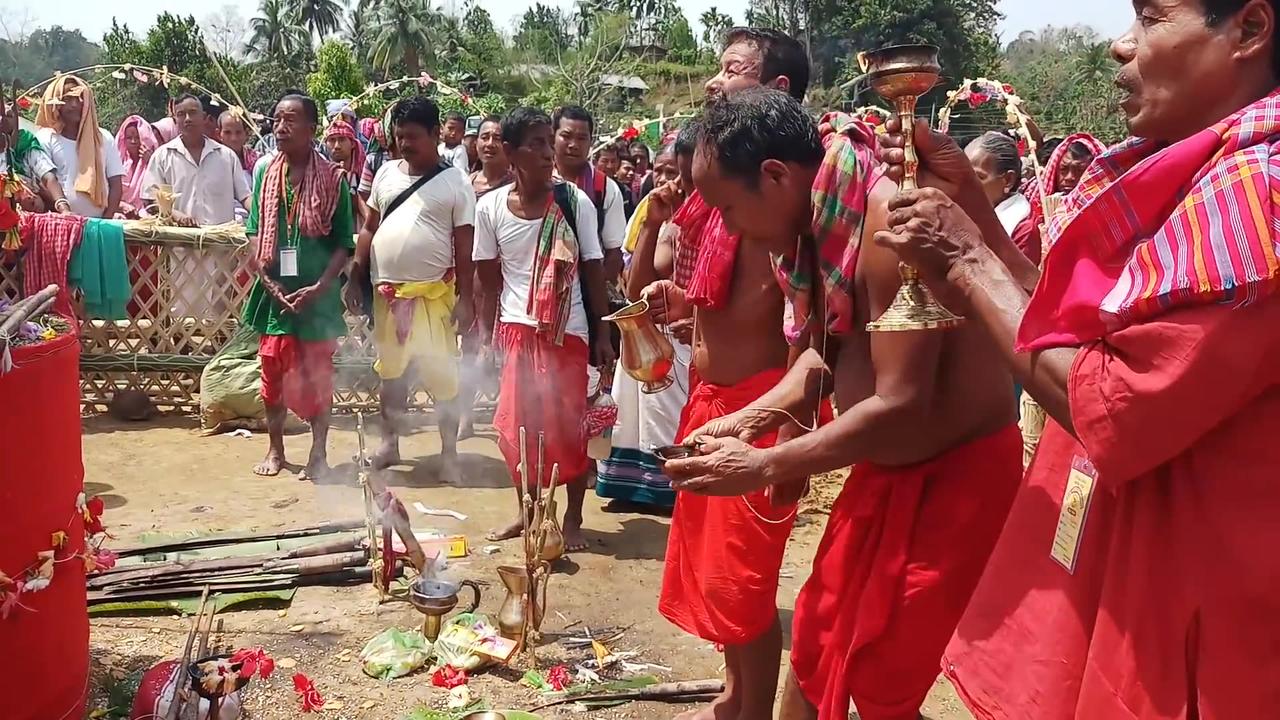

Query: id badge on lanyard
[280,173,301,277]
[1050,454,1097,574]
[278,247,298,277]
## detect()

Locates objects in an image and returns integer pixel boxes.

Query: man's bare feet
[673,691,740,720]
[371,438,401,470]
[300,449,329,481]
[253,449,285,477]
[485,516,524,542]
[562,514,588,553]
[439,456,462,486]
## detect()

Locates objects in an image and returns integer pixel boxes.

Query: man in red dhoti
[638,28,821,720]
[663,89,1024,720]
[872,1,1280,717]
[473,107,615,552]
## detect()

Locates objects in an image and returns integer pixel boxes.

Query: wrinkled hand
[877,117,978,200]
[285,282,324,312]
[874,188,985,289]
[664,436,775,496]
[262,278,297,314]
[169,211,198,228]
[669,317,693,345]
[641,280,691,324]
[681,407,775,446]
[341,277,365,316]
[644,180,683,228]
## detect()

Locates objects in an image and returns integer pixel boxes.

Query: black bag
[356,161,452,319]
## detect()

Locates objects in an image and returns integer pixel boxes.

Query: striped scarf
[525,185,579,345]
[678,190,737,308]
[256,150,345,268]
[772,113,880,345]
[1018,88,1280,351]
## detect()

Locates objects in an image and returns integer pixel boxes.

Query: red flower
[292,673,325,712]
[431,665,468,689]
[0,200,18,231]
[621,127,640,141]
[231,647,275,680]
[546,665,571,691]
[16,96,31,110]
[966,92,990,109]
[460,93,472,105]
[863,114,883,127]
[1002,83,1014,94]
[83,496,106,536]
[376,283,397,300]
[1017,137,1028,156]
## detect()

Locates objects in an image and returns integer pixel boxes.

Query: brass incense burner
[859,44,964,332]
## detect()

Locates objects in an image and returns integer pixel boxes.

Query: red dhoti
[659,367,803,645]
[258,334,337,421]
[790,424,1022,720]
[493,323,591,486]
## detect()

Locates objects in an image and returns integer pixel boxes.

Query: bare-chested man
[640,28,821,720]
[663,88,1024,720]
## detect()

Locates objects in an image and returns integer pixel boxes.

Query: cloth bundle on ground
[200,324,266,433]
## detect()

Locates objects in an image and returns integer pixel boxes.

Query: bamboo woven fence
[0,225,454,414]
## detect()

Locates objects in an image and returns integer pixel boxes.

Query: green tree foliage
[307,39,367,102]
[291,0,344,43]
[0,27,101,86]
[368,0,439,75]
[514,4,572,58]
[249,0,310,61]
[456,4,507,88]
[660,11,698,65]
[698,7,735,56]
[1000,26,1127,142]
[97,14,228,128]
[813,0,1002,92]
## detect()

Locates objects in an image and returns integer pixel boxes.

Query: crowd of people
[6,0,1280,717]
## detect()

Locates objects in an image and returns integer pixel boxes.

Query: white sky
[0,0,1136,49]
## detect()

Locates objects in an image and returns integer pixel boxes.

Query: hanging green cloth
[68,218,130,320]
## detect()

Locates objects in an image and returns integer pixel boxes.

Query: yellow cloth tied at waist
[372,279,459,400]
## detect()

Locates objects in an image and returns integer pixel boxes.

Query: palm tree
[291,0,344,43]
[248,0,309,60]
[368,0,439,75]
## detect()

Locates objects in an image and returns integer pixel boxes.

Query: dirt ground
[83,414,973,720]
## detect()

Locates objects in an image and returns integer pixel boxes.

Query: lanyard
[280,166,306,248]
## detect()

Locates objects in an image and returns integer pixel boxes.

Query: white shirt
[473,183,603,341]
[369,160,476,283]
[142,137,251,225]
[553,168,626,251]
[439,142,470,172]
[995,192,1032,236]
[0,135,56,182]
[36,126,125,217]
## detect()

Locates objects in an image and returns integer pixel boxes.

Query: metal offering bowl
[859,44,941,98]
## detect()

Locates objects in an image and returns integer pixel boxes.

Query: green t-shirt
[240,161,355,341]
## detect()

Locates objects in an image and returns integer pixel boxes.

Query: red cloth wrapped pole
[0,332,88,720]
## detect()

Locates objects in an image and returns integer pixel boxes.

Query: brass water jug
[604,299,674,393]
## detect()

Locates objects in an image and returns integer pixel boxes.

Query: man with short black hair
[473,106,615,554]
[551,105,627,279]
[664,87,1022,720]
[871,1,1280,718]
[345,95,475,483]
